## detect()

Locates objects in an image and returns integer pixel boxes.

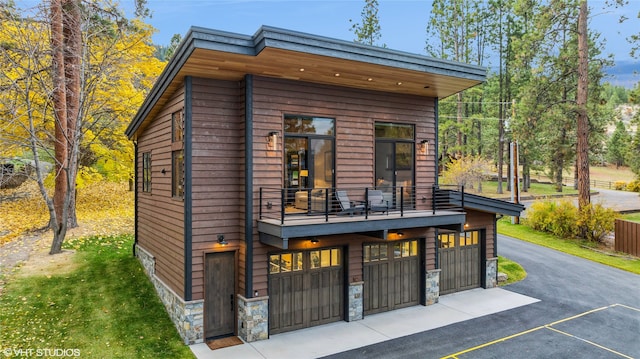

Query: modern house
[125,26,525,345]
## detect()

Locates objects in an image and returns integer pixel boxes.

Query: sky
[132,0,639,87]
[20,0,640,86]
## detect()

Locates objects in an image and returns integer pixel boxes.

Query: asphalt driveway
[324,235,640,359]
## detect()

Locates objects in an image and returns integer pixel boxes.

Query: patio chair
[367,190,389,214]
[335,190,365,216]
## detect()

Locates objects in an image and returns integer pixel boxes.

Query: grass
[0,234,195,359]
[498,256,526,286]
[497,220,640,275]
[467,181,578,198]
[622,212,640,223]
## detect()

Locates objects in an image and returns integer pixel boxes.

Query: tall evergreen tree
[349,0,385,47]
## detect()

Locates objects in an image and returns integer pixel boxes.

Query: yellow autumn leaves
[0,180,134,245]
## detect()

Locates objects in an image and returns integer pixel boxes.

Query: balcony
[257,185,466,249]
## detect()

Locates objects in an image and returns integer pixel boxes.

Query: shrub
[525,201,556,232]
[549,200,579,238]
[613,180,627,190]
[525,200,578,238]
[626,180,640,193]
[577,203,619,243]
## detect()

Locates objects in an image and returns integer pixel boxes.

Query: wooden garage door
[269,248,343,334]
[439,231,481,295]
[363,239,420,315]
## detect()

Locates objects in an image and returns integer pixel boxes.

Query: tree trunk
[576,0,590,209]
[63,0,82,228]
[51,0,68,248]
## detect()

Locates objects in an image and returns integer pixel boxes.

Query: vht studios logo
[2,348,81,357]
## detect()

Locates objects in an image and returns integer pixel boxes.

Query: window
[172,110,183,142]
[142,152,151,193]
[172,150,184,198]
[171,109,184,199]
[310,248,340,269]
[270,252,303,274]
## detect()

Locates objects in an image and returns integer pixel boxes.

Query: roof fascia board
[255,26,486,81]
[127,25,487,138]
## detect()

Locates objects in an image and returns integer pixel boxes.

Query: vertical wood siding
[615,219,639,257]
[136,85,186,297]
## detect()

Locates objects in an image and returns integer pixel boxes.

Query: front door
[205,251,235,339]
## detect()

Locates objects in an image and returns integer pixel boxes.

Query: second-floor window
[142,152,151,193]
[171,109,184,199]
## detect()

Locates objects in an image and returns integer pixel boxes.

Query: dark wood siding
[190,77,244,301]
[250,76,437,293]
[137,85,186,297]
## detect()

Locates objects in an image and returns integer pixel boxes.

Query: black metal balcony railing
[258,185,465,224]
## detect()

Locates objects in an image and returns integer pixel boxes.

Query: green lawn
[462,181,578,199]
[622,212,640,223]
[0,235,195,359]
[498,256,526,285]
[497,220,640,275]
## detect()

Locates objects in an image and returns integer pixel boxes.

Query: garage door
[269,248,343,334]
[439,230,481,295]
[363,239,420,315]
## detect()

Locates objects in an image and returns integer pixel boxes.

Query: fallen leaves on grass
[0,180,133,245]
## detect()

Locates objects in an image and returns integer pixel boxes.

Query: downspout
[434,98,439,269]
[434,98,439,186]
[132,141,138,257]
[244,75,254,299]
[184,76,193,301]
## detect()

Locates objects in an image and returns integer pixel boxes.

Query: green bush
[525,200,578,238]
[626,180,640,193]
[613,180,627,190]
[577,203,619,243]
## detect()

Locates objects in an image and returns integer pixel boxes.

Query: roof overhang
[440,190,526,217]
[126,25,486,140]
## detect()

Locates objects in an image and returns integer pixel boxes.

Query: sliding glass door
[375,123,415,209]
[284,116,335,211]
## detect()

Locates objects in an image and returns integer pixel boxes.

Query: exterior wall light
[267,131,279,150]
[420,139,430,155]
[217,234,228,246]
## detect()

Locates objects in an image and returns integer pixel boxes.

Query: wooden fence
[615,219,639,257]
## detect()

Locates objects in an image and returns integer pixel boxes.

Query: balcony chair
[335,190,365,216]
[367,190,389,214]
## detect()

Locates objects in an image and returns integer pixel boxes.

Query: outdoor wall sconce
[419,139,430,155]
[254,290,259,297]
[161,168,166,175]
[217,234,228,246]
[310,237,319,244]
[267,131,279,150]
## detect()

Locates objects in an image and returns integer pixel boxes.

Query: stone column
[425,269,441,305]
[348,281,364,321]
[485,257,498,288]
[237,294,269,342]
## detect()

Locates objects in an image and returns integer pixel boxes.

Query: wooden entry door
[439,231,481,295]
[205,251,235,339]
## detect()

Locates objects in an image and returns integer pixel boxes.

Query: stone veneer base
[237,294,269,342]
[136,245,204,345]
[348,281,364,321]
[425,269,441,305]
[485,257,498,289]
